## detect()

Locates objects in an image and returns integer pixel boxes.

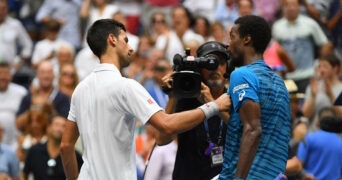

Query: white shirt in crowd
[68,64,162,180]
[0,83,27,150]
[0,16,32,66]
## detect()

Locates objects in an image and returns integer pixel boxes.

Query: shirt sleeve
[8,149,20,178]
[68,91,77,122]
[122,79,163,125]
[311,20,328,46]
[228,67,259,112]
[296,137,309,163]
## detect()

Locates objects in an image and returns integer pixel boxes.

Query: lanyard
[203,117,224,145]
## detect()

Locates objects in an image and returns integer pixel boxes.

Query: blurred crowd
[0,0,342,179]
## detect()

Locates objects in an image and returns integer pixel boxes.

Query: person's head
[228,15,271,67]
[112,11,127,28]
[47,116,66,144]
[92,0,108,7]
[226,0,237,6]
[0,0,8,24]
[36,61,55,89]
[56,42,75,66]
[43,19,61,40]
[150,12,168,35]
[0,62,11,92]
[172,5,193,32]
[210,21,226,43]
[194,16,211,38]
[197,41,230,90]
[86,19,133,68]
[238,0,254,17]
[58,63,79,89]
[284,0,300,22]
[153,58,172,84]
[25,105,51,136]
[317,53,340,80]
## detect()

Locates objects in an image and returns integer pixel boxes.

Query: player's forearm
[235,126,262,178]
[60,145,79,180]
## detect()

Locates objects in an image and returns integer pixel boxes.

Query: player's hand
[214,93,231,112]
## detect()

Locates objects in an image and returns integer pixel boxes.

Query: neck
[39,86,53,94]
[244,52,263,65]
[100,51,120,70]
[47,139,61,158]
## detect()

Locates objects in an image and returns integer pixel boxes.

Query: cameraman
[161,41,230,180]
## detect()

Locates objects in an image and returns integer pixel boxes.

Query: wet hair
[86,19,126,58]
[234,15,271,54]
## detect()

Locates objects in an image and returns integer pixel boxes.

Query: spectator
[150,11,183,65]
[327,0,342,61]
[112,11,139,52]
[74,46,99,81]
[0,122,20,180]
[145,58,172,108]
[0,62,27,150]
[193,16,213,42]
[0,0,33,71]
[80,0,118,30]
[36,0,82,49]
[16,61,70,132]
[31,19,67,69]
[210,21,228,44]
[297,107,342,179]
[183,0,220,23]
[16,103,51,163]
[52,42,75,81]
[58,64,79,99]
[238,0,255,17]
[171,5,204,51]
[214,0,239,30]
[252,0,280,25]
[302,53,342,131]
[143,124,177,180]
[22,115,83,180]
[272,0,329,93]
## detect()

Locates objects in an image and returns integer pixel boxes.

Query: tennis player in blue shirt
[218,15,291,180]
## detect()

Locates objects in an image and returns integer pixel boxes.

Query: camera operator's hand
[161,72,173,95]
[198,82,214,103]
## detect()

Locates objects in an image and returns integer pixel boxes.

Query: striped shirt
[219,60,291,179]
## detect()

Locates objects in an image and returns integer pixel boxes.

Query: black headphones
[196,41,232,78]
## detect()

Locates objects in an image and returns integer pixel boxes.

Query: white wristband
[198,102,219,120]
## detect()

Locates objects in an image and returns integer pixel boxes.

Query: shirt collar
[93,63,121,75]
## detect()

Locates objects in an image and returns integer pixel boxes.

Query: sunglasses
[62,72,75,77]
[152,19,165,24]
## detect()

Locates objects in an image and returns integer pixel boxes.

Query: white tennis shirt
[68,63,163,180]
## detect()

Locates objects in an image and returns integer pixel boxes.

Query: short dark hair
[235,15,271,54]
[86,19,126,58]
[319,53,341,68]
[44,19,61,32]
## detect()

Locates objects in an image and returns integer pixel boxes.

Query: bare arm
[277,44,296,73]
[235,100,262,178]
[60,121,80,180]
[149,93,231,145]
[301,0,321,21]
[327,1,342,30]
[79,0,91,19]
[286,156,303,174]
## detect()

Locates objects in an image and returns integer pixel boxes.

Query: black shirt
[172,98,227,180]
[23,142,83,180]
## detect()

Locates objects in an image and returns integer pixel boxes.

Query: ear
[243,35,252,46]
[108,34,117,47]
